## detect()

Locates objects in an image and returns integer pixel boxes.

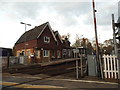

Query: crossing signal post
[114,23,120,41]
[112,14,118,56]
[112,14,120,88]
[92,0,101,77]
[114,22,120,85]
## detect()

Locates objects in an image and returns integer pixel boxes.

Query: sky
[0,0,119,48]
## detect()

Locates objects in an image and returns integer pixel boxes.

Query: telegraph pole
[92,0,100,77]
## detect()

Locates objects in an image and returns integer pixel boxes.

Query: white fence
[103,55,119,79]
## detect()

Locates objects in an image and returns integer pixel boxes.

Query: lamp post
[20,22,31,57]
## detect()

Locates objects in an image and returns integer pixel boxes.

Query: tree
[72,35,93,54]
[102,45,113,55]
[87,42,94,54]
[101,39,114,55]
[72,34,80,48]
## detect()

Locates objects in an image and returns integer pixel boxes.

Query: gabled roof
[15,22,57,45]
[53,31,63,43]
[63,40,71,48]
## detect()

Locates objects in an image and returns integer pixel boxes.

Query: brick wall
[15,40,37,51]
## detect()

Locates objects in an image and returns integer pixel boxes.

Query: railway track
[2,60,87,89]
[2,62,76,88]
[7,61,74,74]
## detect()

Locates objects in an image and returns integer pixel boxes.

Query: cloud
[97,2,118,25]
[0,1,119,48]
[47,2,91,26]
[2,2,92,27]
[50,2,91,15]
[14,2,44,19]
[83,2,118,26]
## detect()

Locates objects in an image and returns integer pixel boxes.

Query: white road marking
[49,78,118,85]
[3,73,118,85]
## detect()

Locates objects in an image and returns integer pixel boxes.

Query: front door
[57,50,61,58]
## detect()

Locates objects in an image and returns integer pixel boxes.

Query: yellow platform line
[1,81,65,88]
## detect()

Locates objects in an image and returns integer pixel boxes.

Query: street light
[20,22,31,57]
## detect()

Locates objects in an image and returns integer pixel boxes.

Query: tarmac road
[2,72,119,89]
[2,61,119,90]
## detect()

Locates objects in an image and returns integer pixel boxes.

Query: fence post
[107,55,111,78]
[113,55,117,79]
[7,53,10,69]
[74,49,79,80]
[110,55,113,78]
[99,55,103,79]
[117,56,119,79]
[103,55,107,78]
[80,54,83,77]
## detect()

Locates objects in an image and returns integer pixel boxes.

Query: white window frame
[63,49,67,55]
[68,49,71,57]
[43,50,49,57]
[44,36,50,43]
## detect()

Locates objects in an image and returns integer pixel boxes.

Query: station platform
[2,58,80,71]
[40,58,80,66]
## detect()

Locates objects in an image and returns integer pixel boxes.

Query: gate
[103,55,119,79]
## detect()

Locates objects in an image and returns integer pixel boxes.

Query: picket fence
[103,55,119,79]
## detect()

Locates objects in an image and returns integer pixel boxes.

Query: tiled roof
[15,22,48,45]
[53,31,63,43]
[62,39,71,48]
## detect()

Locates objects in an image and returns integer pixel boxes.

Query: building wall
[55,34,63,59]
[15,40,37,63]
[14,25,71,63]
[15,40,37,50]
[15,39,37,56]
[0,48,12,56]
[37,26,63,60]
[37,26,57,50]
[55,35,63,50]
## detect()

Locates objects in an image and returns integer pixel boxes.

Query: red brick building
[14,22,71,63]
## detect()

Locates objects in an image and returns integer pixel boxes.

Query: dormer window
[44,36,50,43]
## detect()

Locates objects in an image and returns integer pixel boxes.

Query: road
[1,61,119,89]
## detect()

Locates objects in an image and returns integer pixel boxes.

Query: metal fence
[1,56,29,68]
[103,55,119,79]
[9,56,19,66]
[1,57,8,68]
[87,55,97,77]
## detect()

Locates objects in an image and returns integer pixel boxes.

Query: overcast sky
[0,0,119,48]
